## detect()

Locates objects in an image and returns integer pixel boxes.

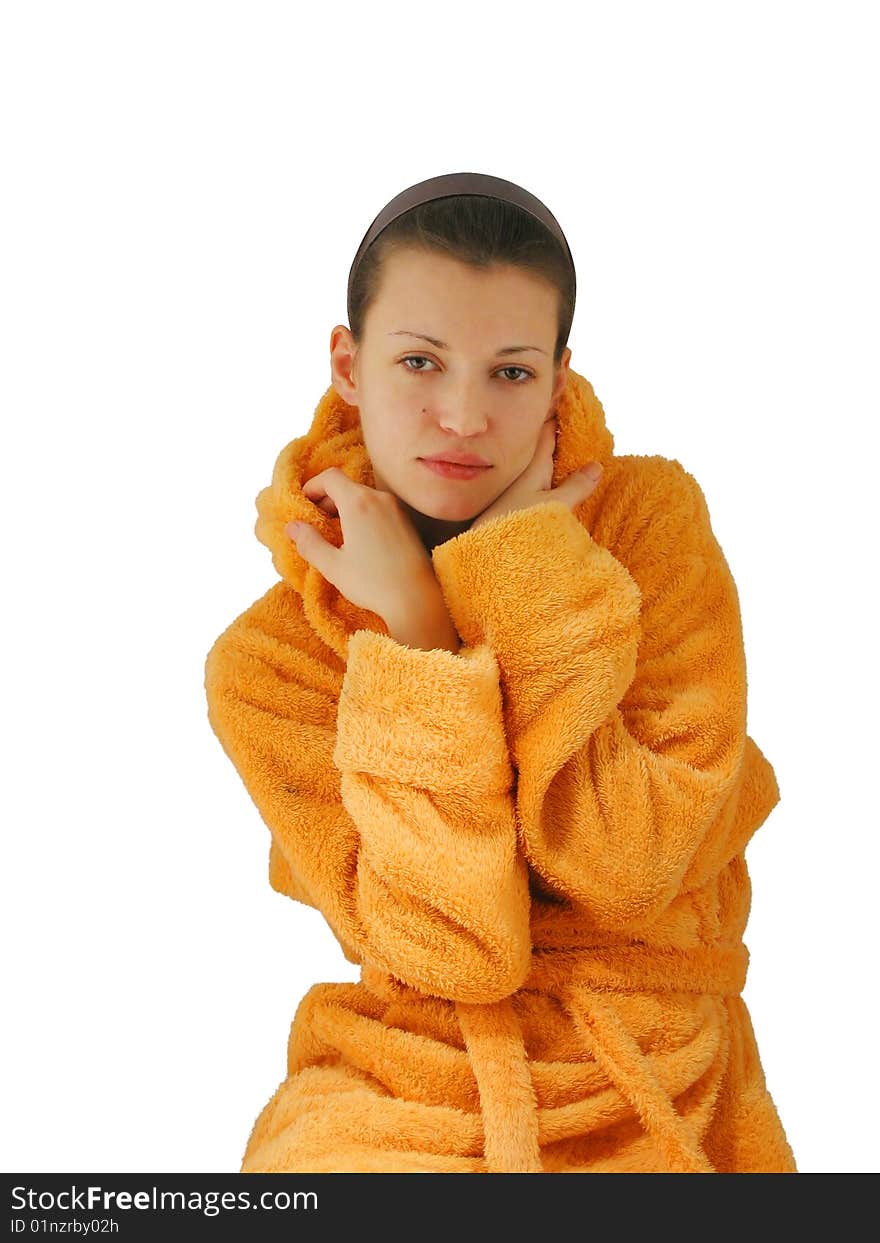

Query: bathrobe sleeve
[204,587,532,1004]
[430,456,780,933]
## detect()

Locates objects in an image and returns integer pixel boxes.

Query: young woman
[204,171,798,1174]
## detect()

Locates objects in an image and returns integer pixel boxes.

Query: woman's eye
[401,356,533,383]
[401,355,436,373]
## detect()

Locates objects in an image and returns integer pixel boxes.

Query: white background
[2,1,877,1175]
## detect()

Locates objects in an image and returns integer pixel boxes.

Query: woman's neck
[400,500,474,555]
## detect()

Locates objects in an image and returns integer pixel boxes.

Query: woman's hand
[470,417,603,532]
[285,468,440,629]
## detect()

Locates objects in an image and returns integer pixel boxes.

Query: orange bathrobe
[203,367,797,1174]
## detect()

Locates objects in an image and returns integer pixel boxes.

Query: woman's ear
[329,325,359,405]
[550,349,571,412]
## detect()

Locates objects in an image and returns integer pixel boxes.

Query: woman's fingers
[557,461,603,506]
[286,520,336,582]
[284,468,435,625]
[302,467,352,512]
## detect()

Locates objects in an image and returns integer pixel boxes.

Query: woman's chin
[403,495,481,524]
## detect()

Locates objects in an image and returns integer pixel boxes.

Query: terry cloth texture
[204,367,797,1173]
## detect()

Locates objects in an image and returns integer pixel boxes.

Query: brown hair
[347,195,575,367]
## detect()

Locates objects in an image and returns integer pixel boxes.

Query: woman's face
[330,246,571,552]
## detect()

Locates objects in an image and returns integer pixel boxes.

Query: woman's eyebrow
[389,330,547,356]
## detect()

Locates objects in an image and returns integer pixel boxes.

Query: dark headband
[346,171,576,325]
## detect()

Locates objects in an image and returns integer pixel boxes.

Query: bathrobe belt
[362,940,749,1174]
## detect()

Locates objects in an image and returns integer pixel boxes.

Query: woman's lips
[420,459,492,480]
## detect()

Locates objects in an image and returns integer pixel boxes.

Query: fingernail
[286,521,303,538]
[581,462,602,478]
